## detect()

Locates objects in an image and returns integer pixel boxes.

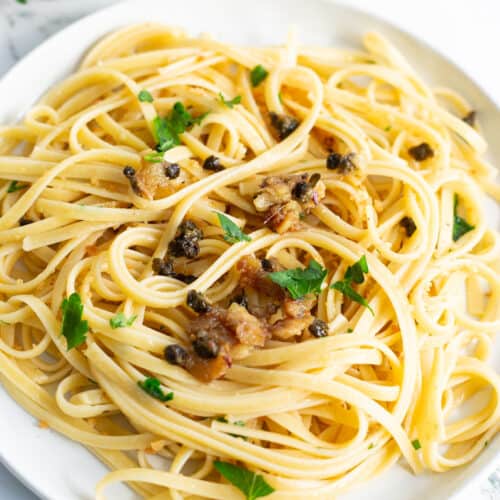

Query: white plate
[0,1,498,499]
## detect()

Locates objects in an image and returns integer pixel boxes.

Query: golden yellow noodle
[0,23,499,500]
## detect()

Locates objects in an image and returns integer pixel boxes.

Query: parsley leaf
[452,194,474,241]
[412,439,421,450]
[16,0,28,4]
[60,293,89,350]
[250,65,269,87]
[152,102,207,152]
[144,152,164,163]
[7,180,28,193]
[110,312,137,329]
[268,260,327,299]
[213,461,274,500]
[344,255,368,284]
[331,255,374,315]
[216,213,251,244]
[219,93,241,108]
[138,377,173,402]
[138,90,154,103]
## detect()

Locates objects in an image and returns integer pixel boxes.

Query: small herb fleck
[7,180,28,193]
[152,102,206,153]
[412,439,421,450]
[331,256,373,315]
[219,93,242,108]
[138,377,173,402]
[452,194,474,241]
[250,64,269,87]
[144,152,164,163]
[109,312,137,329]
[138,90,154,103]
[213,461,274,500]
[216,213,251,243]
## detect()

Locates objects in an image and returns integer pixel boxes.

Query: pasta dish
[0,23,499,500]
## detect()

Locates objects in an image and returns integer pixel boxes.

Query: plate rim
[0,0,498,499]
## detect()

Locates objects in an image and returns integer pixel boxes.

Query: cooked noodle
[0,23,499,500]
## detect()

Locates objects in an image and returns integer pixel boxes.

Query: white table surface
[0,0,498,498]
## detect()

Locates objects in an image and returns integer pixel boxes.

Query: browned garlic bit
[253,173,326,233]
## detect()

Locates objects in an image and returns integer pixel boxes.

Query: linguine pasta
[0,23,499,500]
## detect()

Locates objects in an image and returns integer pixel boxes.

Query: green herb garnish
[138,90,154,103]
[384,125,392,132]
[368,443,374,449]
[412,439,421,450]
[219,93,241,108]
[152,102,207,152]
[347,328,353,333]
[345,255,369,284]
[278,91,283,104]
[7,181,28,193]
[250,65,269,87]
[110,312,137,329]
[216,213,251,244]
[144,152,164,163]
[16,0,28,4]
[452,194,474,241]
[60,293,89,350]
[213,461,274,500]
[215,417,247,439]
[138,377,173,402]
[331,255,373,315]
[268,260,327,300]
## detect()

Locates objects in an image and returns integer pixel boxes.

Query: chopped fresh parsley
[138,90,154,103]
[216,213,251,243]
[331,255,374,315]
[452,194,474,241]
[250,65,269,87]
[368,443,374,449]
[138,377,173,402]
[213,461,274,500]
[384,125,392,132]
[60,293,89,350]
[144,151,164,163]
[152,102,207,152]
[219,93,241,108]
[7,180,28,193]
[215,417,247,439]
[344,255,369,284]
[412,439,421,450]
[109,312,137,329]
[278,91,283,104]
[16,0,28,4]
[268,260,327,300]
[347,328,354,333]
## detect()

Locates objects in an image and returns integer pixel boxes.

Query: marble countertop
[0,0,499,499]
